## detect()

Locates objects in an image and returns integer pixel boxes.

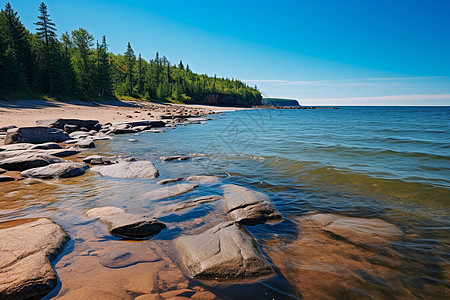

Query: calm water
[1,106,449,299]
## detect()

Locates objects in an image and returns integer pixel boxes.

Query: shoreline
[0,99,250,129]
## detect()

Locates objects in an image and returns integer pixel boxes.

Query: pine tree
[1,3,33,85]
[138,53,143,95]
[178,60,184,70]
[71,27,94,97]
[124,42,135,96]
[95,35,111,98]
[35,2,58,95]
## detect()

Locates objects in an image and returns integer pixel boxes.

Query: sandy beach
[0,99,248,129]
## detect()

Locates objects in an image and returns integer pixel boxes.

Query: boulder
[159,155,190,162]
[91,161,159,178]
[0,153,64,171]
[157,177,184,185]
[186,175,219,184]
[20,162,89,179]
[0,168,6,174]
[0,218,69,299]
[83,155,118,165]
[63,124,79,133]
[45,149,80,158]
[4,127,70,145]
[112,120,165,128]
[84,206,126,218]
[0,175,14,182]
[85,207,166,239]
[221,184,282,225]
[175,222,274,279]
[0,125,17,132]
[75,139,95,148]
[36,119,100,131]
[69,131,89,139]
[144,183,198,200]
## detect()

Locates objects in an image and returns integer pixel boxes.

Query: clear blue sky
[6,0,450,105]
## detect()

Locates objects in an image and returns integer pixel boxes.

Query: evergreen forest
[0,2,262,106]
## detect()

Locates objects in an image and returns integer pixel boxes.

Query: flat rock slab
[0,153,65,171]
[99,245,160,268]
[157,177,184,185]
[159,155,190,161]
[175,222,274,280]
[20,162,89,179]
[186,175,219,184]
[4,127,70,144]
[91,161,159,178]
[29,142,62,150]
[144,183,199,200]
[0,218,69,299]
[85,207,166,239]
[300,214,403,248]
[0,175,15,182]
[0,143,35,152]
[172,195,222,212]
[221,184,282,225]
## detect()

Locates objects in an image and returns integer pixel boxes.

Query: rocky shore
[0,102,405,299]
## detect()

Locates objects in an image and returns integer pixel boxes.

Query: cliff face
[262,98,300,106]
[203,94,261,107]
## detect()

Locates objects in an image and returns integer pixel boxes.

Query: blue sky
[7,0,450,105]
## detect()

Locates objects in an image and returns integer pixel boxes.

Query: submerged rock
[0,153,64,171]
[144,183,198,200]
[0,218,70,299]
[300,213,403,248]
[85,207,166,239]
[91,161,159,178]
[186,175,219,183]
[175,222,274,279]
[4,127,70,144]
[99,245,160,269]
[221,184,282,225]
[20,162,89,179]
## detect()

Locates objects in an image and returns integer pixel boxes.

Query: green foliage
[0,2,261,105]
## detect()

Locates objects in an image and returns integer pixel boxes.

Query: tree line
[0,2,262,105]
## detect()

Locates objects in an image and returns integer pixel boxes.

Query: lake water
[1,106,449,299]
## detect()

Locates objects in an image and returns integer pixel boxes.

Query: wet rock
[91,161,159,178]
[157,177,184,185]
[221,184,282,225]
[0,175,15,182]
[0,218,69,299]
[45,149,81,158]
[135,294,163,300]
[85,206,126,218]
[172,195,222,211]
[186,175,219,183]
[175,222,274,279]
[132,125,151,131]
[129,139,138,142]
[99,246,160,268]
[30,142,62,150]
[36,118,100,131]
[0,153,64,171]
[57,286,127,300]
[20,162,89,179]
[83,155,118,165]
[300,213,403,248]
[4,127,70,144]
[112,120,165,128]
[160,289,195,298]
[159,155,190,161]
[144,183,198,200]
[75,139,95,148]
[0,168,6,174]
[85,207,166,239]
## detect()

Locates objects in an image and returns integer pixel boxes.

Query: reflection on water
[1,107,449,299]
